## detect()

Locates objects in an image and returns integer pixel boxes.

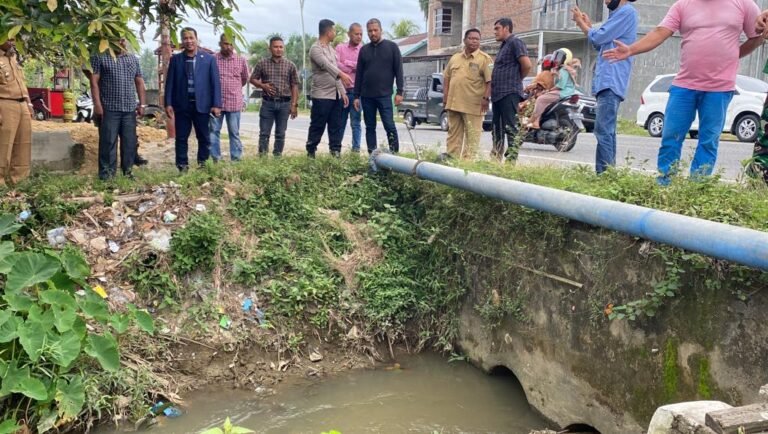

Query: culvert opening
[488,365,529,402]
[562,423,601,433]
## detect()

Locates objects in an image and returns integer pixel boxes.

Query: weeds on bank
[0,214,155,432]
[2,152,767,430]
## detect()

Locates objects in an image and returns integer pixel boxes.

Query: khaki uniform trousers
[446,110,483,160]
[0,100,31,185]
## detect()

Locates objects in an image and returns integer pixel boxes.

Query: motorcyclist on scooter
[527,48,577,130]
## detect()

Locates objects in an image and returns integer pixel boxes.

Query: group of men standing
[6,1,768,185]
[161,18,404,166]
[441,0,768,186]
[303,18,404,157]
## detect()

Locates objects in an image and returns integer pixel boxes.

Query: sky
[134,0,427,52]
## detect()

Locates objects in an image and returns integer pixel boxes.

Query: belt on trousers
[262,96,291,102]
[0,97,25,102]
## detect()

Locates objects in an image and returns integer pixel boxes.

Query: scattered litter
[108,240,120,253]
[254,308,266,325]
[46,227,67,248]
[163,211,177,224]
[75,290,86,296]
[17,210,31,221]
[92,285,108,299]
[347,325,360,339]
[107,287,136,306]
[150,401,182,418]
[146,229,172,252]
[168,181,181,188]
[163,407,182,418]
[69,229,88,246]
[242,298,253,312]
[309,350,323,362]
[90,236,107,252]
[219,315,232,330]
[194,204,207,212]
[241,298,267,325]
[273,360,290,371]
[137,201,155,214]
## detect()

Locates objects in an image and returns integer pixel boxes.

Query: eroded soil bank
[1,155,767,433]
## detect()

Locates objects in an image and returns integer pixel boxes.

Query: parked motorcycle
[521,94,585,152]
[75,91,94,123]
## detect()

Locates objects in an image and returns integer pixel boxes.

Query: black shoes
[134,154,149,166]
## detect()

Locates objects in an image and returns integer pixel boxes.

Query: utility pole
[300,0,307,110]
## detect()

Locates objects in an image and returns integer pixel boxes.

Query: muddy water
[133,353,549,433]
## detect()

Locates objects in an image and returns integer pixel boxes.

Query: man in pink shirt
[605,0,763,184]
[335,23,364,152]
[211,34,250,161]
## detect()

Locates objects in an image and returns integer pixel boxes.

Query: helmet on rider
[540,54,555,71]
[552,48,573,67]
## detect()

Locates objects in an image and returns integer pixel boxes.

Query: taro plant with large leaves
[0,214,155,433]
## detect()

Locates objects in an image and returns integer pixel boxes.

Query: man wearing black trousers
[490,18,531,162]
[164,27,222,171]
[90,38,146,180]
[306,19,352,157]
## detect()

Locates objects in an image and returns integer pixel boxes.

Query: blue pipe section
[371,152,768,271]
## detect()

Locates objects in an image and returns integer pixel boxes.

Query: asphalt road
[238,112,754,180]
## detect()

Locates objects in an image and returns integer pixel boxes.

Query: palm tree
[418,0,429,20]
[333,22,347,46]
[389,19,421,39]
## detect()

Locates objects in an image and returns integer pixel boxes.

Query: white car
[636,74,768,142]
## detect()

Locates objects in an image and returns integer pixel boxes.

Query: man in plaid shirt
[211,34,250,161]
[90,38,146,180]
[250,36,299,156]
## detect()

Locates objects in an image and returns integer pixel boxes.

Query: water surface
[120,353,549,433]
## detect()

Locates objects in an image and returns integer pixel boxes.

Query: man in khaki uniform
[442,28,492,159]
[0,37,31,185]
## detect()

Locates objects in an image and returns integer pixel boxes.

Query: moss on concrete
[663,338,680,402]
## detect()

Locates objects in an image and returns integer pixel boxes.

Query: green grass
[617,118,648,136]
[616,117,744,143]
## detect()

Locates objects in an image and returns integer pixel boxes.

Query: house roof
[392,33,427,56]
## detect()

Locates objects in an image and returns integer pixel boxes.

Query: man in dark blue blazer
[164,27,222,171]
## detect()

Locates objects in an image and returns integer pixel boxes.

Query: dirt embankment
[10,175,393,428]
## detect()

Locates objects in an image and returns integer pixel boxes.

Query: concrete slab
[647,401,733,434]
[32,131,84,172]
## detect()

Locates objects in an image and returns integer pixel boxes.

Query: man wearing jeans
[306,19,352,157]
[336,23,364,152]
[572,0,637,174]
[211,34,249,161]
[90,38,146,180]
[489,18,531,162]
[353,18,404,154]
[605,0,762,184]
[250,36,299,156]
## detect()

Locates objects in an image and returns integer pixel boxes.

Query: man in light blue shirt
[573,0,638,174]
